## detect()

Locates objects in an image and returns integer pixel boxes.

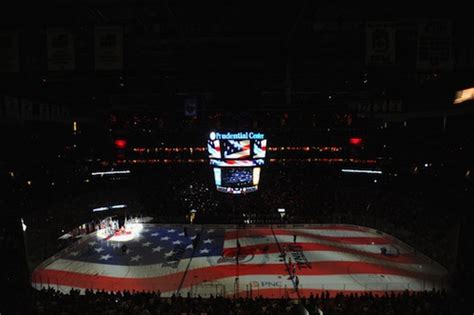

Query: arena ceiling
[0,2,470,112]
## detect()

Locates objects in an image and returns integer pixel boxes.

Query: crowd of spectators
[30,287,466,315]
[13,153,471,314]
[23,161,466,270]
[145,163,462,268]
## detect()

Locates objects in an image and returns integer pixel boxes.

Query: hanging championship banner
[366,21,396,66]
[4,96,19,119]
[94,26,123,70]
[417,19,453,70]
[0,31,20,72]
[39,103,49,120]
[50,104,60,120]
[47,29,75,71]
[184,97,197,117]
[21,98,33,119]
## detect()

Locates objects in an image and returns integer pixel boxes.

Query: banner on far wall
[0,31,20,72]
[39,103,49,120]
[4,96,19,119]
[184,97,197,117]
[366,21,396,66]
[50,104,60,120]
[21,98,33,119]
[47,29,75,71]
[94,26,124,70]
[417,19,453,70]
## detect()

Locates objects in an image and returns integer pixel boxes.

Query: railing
[188,282,226,298]
[241,281,448,299]
[31,276,447,298]
[295,280,447,294]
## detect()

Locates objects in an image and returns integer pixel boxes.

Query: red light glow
[114,139,127,149]
[349,137,363,145]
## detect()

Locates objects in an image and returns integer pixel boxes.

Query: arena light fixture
[91,170,131,176]
[341,168,382,174]
[92,206,109,212]
[111,204,127,209]
[92,204,127,212]
[454,87,474,105]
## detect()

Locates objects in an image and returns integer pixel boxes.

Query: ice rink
[32,224,448,298]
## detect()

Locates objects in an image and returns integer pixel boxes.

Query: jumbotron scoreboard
[207,131,267,194]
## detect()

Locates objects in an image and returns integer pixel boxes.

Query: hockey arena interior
[1,3,474,314]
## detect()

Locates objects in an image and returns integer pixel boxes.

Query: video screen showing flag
[253,139,267,158]
[207,140,221,159]
[222,140,251,159]
[210,159,264,167]
[208,139,252,160]
[207,131,267,194]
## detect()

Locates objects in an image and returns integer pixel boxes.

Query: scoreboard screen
[207,131,267,194]
[222,168,253,186]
